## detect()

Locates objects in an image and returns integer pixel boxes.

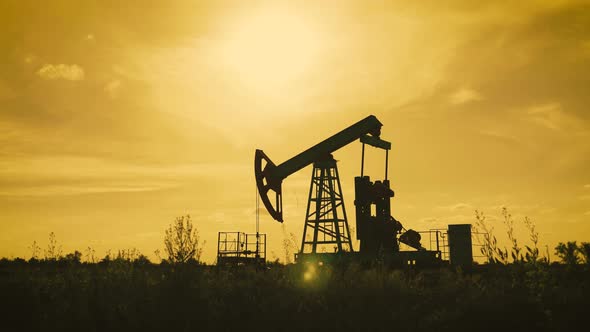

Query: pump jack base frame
[295,250,446,268]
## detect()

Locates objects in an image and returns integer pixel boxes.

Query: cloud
[449,88,482,105]
[479,130,521,144]
[24,54,37,64]
[419,217,438,224]
[37,64,85,81]
[0,155,248,197]
[526,102,582,131]
[104,79,122,98]
[445,214,474,224]
[438,202,473,212]
[584,184,590,189]
[579,195,590,201]
[0,184,173,197]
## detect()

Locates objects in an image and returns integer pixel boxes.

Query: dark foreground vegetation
[2,210,588,332]
[1,258,589,332]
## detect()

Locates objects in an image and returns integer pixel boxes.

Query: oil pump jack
[255,115,432,264]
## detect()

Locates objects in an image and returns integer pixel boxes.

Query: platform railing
[217,232,266,262]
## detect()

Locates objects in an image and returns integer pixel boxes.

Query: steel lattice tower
[300,155,353,254]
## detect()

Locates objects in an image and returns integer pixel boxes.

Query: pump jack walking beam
[255,115,390,222]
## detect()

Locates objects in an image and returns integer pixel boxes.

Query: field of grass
[1,258,589,332]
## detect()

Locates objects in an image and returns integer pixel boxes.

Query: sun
[220,7,322,94]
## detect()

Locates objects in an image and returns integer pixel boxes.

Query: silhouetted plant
[100,249,112,264]
[475,208,540,265]
[85,246,96,263]
[281,224,297,264]
[154,249,162,262]
[577,242,590,265]
[43,232,62,260]
[28,240,41,261]
[269,251,279,263]
[523,216,540,263]
[164,215,204,263]
[62,250,82,264]
[502,207,522,262]
[115,248,141,262]
[133,254,151,266]
[555,241,580,265]
[474,210,500,263]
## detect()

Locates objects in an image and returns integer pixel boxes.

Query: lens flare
[303,264,317,281]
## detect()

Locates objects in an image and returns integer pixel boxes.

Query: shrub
[577,242,590,265]
[61,250,82,264]
[163,215,204,263]
[523,216,540,263]
[555,242,580,265]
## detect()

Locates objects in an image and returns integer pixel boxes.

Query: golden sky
[1,0,589,263]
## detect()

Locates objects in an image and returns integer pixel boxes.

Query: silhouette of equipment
[255,115,474,266]
[255,115,382,223]
[399,229,425,251]
[255,115,426,259]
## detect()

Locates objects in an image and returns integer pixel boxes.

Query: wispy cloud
[419,217,438,224]
[0,156,247,197]
[449,88,482,105]
[445,214,474,224]
[37,64,85,81]
[584,184,590,189]
[437,202,473,212]
[479,130,521,144]
[0,184,174,197]
[527,102,581,132]
[540,207,556,214]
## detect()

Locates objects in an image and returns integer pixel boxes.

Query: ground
[1,259,589,332]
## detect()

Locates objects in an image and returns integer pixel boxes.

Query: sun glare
[303,264,317,282]
[220,7,322,94]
